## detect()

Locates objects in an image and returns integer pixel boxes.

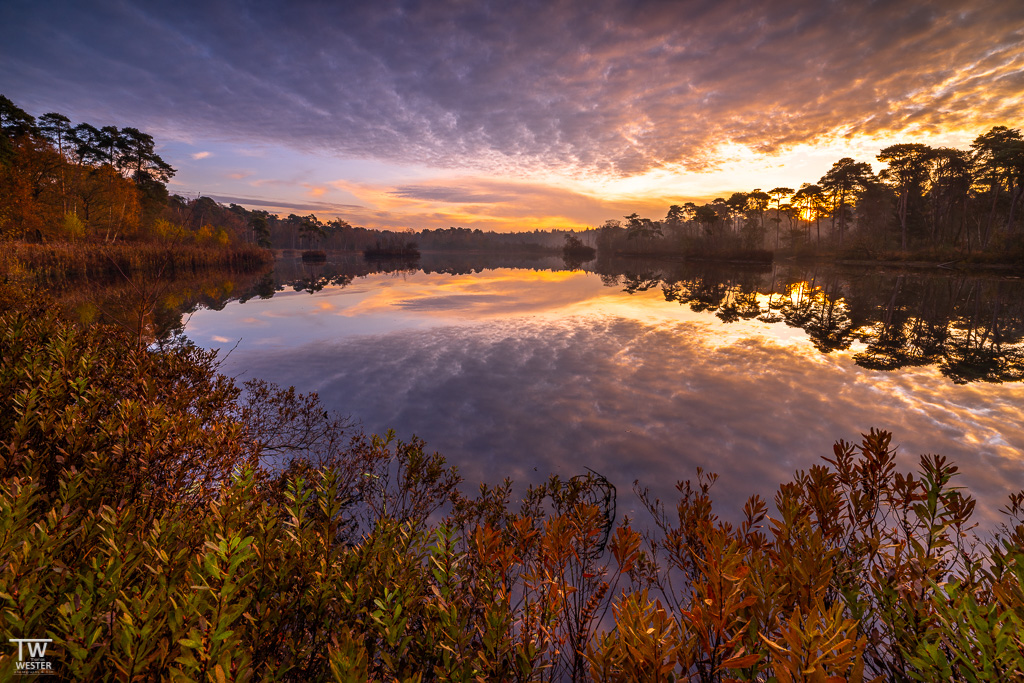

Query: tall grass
[3,239,272,283]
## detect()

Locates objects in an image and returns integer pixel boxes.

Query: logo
[9,639,53,676]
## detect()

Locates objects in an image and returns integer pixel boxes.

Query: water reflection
[176,255,1024,528]
[239,255,1024,385]
[50,267,270,343]
[592,257,1024,384]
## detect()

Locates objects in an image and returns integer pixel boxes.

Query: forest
[0,94,273,285]
[0,93,570,260]
[594,129,1024,263]
[5,93,1021,271]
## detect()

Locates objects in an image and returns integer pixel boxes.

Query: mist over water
[185,258,1024,528]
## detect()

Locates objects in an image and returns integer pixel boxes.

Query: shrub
[0,308,1022,681]
[61,212,85,242]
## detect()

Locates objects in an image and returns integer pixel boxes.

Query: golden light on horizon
[10,0,1016,231]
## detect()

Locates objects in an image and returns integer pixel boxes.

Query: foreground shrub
[0,309,1022,681]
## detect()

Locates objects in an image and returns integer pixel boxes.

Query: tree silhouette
[971,126,1024,246]
[693,204,719,238]
[294,213,327,249]
[926,148,972,247]
[768,188,793,249]
[118,127,175,184]
[250,211,272,248]
[0,95,36,138]
[0,96,36,169]
[664,205,685,238]
[819,159,873,245]
[624,213,663,247]
[748,190,770,230]
[878,144,934,250]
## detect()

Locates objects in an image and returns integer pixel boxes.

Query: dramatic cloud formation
[4,0,1022,226]
[186,269,1024,526]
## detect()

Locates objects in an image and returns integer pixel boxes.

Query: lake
[180,254,1024,528]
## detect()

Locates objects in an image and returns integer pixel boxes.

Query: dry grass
[3,239,272,283]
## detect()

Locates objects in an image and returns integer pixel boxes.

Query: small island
[363,237,421,260]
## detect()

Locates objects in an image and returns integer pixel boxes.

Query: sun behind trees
[597,126,1024,265]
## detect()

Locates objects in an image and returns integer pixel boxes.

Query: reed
[2,239,273,283]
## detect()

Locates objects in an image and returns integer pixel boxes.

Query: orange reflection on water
[187,265,1024,529]
[333,268,611,321]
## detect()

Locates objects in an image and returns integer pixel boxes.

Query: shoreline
[605,249,1024,273]
[3,239,274,283]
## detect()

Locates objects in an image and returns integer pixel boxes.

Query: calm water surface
[184,257,1024,527]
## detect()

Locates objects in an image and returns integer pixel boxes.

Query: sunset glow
[4,0,1023,230]
[7,2,1024,671]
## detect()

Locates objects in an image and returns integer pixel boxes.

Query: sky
[3,0,1023,231]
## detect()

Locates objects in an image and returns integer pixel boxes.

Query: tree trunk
[1005,181,1022,234]
[983,181,1000,248]
[899,189,909,251]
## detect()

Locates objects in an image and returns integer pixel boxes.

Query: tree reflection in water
[641,259,1024,383]
[57,252,1024,385]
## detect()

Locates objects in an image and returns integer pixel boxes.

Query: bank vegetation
[0,285,1022,681]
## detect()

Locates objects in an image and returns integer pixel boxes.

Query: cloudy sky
[3,0,1023,230]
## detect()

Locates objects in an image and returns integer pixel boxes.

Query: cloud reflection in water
[213,289,1024,528]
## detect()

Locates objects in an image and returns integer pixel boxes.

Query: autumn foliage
[0,94,276,282]
[1,310,1023,681]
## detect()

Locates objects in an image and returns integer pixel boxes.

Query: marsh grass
[3,239,272,283]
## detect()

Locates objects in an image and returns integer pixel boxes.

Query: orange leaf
[722,653,761,668]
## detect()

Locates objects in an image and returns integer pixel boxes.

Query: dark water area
[166,255,1024,529]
